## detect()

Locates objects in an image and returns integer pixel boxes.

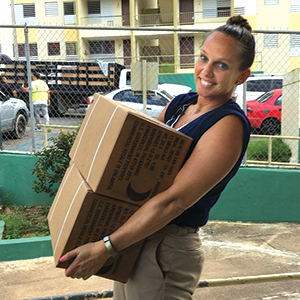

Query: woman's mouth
[201,79,214,86]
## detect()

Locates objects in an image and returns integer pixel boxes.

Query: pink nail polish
[60,256,65,262]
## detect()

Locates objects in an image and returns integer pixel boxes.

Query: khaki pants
[113,224,204,300]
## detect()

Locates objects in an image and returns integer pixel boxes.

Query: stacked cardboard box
[48,94,192,282]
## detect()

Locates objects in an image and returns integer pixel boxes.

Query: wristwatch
[103,236,118,257]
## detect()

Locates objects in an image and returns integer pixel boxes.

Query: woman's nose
[203,64,214,77]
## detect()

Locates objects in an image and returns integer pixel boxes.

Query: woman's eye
[217,62,228,70]
[199,55,207,62]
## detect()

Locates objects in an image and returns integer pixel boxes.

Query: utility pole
[11,0,19,60]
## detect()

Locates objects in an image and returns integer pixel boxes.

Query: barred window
[291,0,300,13]
[66,42,78,56]
[89,40,115,54]
[88,1,101,14]
[291,34,300,57]
[48,42,61,56]
[16,43,38,57]
[263,34,278,48]
[45,2,58,16]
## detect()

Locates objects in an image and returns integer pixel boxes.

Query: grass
[0,204,50,239]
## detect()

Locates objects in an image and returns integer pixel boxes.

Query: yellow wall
[256,0,290,29]
[290,14,300,30]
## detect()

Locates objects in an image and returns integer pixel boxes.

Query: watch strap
[103,236,118,257]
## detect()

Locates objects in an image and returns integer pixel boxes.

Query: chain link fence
[0,24,300,168]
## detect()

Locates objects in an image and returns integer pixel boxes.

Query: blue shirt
[165,93,251,228]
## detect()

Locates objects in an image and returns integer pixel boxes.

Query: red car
[246,89,282,135]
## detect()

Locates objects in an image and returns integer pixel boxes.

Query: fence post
[24,23,36,153]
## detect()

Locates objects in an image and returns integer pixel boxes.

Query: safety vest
[32,79,49,102]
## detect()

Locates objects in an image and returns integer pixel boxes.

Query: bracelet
[103,236,118,257]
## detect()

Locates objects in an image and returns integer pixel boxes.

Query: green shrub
[247,138,292,163]
[0,204,50,239]
[32,129,79,197]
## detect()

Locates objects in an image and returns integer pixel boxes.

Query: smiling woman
[61,15,256,300]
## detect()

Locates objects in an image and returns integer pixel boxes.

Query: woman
[60,15,255,300]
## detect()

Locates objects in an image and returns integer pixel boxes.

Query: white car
[87,88,173,118]
[0,91,29,138]
[157,83,192,97]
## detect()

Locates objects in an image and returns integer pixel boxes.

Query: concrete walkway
[1,221,300,300]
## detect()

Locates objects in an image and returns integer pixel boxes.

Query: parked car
[87,88,173,118]
[157,83,192,97]
[0,91,29,138]
[234,75,283,109]
[246,89,282,135]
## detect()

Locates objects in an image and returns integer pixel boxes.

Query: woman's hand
[60,240,110,280]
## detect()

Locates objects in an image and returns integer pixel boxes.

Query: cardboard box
[48,163,143,283]
[69,94,192,206]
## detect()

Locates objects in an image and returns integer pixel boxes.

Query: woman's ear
[236,69,251,85]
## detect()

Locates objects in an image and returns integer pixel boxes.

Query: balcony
[79,10,231,28]
[80,14,129,27]
[136,10,231,27]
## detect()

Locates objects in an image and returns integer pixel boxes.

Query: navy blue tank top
[165,92,251,228]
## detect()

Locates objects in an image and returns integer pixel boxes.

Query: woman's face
[194,31,249,102]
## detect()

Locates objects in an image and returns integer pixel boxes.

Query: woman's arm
[62,114,244,280]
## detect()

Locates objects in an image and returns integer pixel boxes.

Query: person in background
[59,15,255,300]
[21,73,50,131]
[0,75,18,98]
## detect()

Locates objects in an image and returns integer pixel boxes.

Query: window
[217,0,230,17]
[264,0,278,4]
[263,34,278,48]
[64,2,76,24]
[15,43,38,57]
[45,2,58,16]
[234,0,257,15]
[291,0,300,13]
[64,2,75,15]
[88,1,101,14]
[203,0,230,18]
[275,95,282,106]
[180,37,194,68]
[89,41,115,55]
[291,34,300,56]
[23,4,35,17]
[66,42,78,56]
[48,42,60,56]
[14,4,36,24]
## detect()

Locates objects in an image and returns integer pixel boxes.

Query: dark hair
[214,15,255,71]
[33,72,41,80]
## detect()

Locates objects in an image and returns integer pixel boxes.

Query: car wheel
[12,113,27,139]
[261,118,281,135]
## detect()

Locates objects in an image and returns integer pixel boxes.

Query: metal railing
[19,272,300,300]
[246,134,300,168]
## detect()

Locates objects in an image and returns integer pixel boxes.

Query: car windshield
[256,91,273,103]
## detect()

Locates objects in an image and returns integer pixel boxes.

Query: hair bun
[226,15,252,32]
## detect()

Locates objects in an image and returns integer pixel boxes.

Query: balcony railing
[80,14,129,26]
[80,10,231,27]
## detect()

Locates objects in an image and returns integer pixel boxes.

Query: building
[0,0,300,74]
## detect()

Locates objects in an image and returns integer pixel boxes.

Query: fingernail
[60,256,65,262]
